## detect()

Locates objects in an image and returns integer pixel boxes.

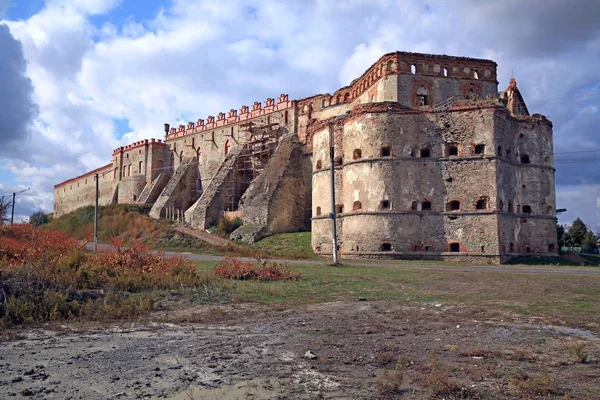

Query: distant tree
[29,210,50,226]
[556,223,566,248]
[582,230,598,251]
[0,197,10,225]
[565,218,588,247]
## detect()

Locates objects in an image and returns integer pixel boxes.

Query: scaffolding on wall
[223,117,284,213]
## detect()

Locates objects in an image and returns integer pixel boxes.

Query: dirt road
[1,301,598,399]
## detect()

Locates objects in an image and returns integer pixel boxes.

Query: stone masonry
[54,51,557,263]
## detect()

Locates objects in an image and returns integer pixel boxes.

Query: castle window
[138,161,143,174]
[476,197,488,210]
[497,146,502,156]
[386,60,393,71]
[499,199,504,210]
[420,148,431,158]
[316,206,321,216]
[520,154,530,164]
[449,243,460,252]
[380,146,391,157]
[506,149,511,158]
[446,144,458,156]
[474,144,485,155]
[334,156,343,166]
[526,246,531,253]
[446,177,453,182]
[522,205,532,214]
[547,205,553,215]
[411,201,418,211]
[410,63,416,74]
[128,165,131,176]
[224,140,231,157]
[192,137,195,147]
[380,200,391,210]
[133,194,137,201]
[196,148,201,164]
[509,243,515,252]
[316,160,322,170]
[352,201,362,211]
[443,67,448,77]
[421,200,432,211]
[416,85,428,106]
[446,200,460,211]
[473,70,479,80]
[425,245,431,251]
[267,116,271,124]
[336,94,342,104]
[335,204,344,214]
[548,243,555,253]
[284,110,289,124]
[344,92,350,102]
[481,246,485,252]
[353,149,362,160]
[381,243,392,252]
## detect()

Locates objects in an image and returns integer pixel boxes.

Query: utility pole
[94,173,99,251]
[9,188,30,224]
[10,192,15,225]
[328,123,339,265]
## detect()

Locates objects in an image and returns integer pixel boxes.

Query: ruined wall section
[164,94,295,189]
[148,158,198,221]
[494,109,557,255]
[237,134,312,235]
[53,164,115,217]
[311,103,504,262]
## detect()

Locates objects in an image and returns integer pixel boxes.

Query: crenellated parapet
[112,138,166,156]
[164,94,294,141]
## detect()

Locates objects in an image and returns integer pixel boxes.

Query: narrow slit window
[410,64,416,74]
[316,160,322,170]
[316,206,321,216]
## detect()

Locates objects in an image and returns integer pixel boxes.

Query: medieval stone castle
[54,51,558,263]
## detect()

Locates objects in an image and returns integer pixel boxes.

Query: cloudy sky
[0,0,599,228]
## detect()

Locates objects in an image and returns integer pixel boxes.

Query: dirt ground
[1,301,599,400]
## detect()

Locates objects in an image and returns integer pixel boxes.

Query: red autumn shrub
[215,257,300,281]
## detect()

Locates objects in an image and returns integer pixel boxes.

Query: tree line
[557,217,598,252]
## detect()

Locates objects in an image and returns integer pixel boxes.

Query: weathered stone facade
[54,51,557,263]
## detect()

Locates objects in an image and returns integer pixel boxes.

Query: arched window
[128,165,132,176]
[411,201,418,211]
[316,206,321,216]
[446,200,460,211]
[421,200,432,211]
[334,156,343,166]
[476,197,488,210]
[196,148,201,164]
[520,154,530,164]
[133,194,137,201]
[446,144,458,156]
[352,201,362,211]
[343,92,350,102]
[316,160,322,170]
[473,70,479,80]
[284,110,289,124]
[416,85,428,106]
[336,94,342,104]
[113,168,118,179]
[467,88,476,100]
[410,63,417,74]
[138,161,143,174]
[443,67,448,77]
[522,205,532,214]
[547,205,553,215]
[386,60,393,71]
[224,140,231,157]
[353,149,362,160]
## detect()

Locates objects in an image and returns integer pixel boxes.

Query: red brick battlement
[164,93,293,141]
[112,138,166,156]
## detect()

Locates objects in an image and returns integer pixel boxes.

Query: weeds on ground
[567,341,588,363]
[214,257,300,281]
[509,370,560,396]
[0,224,223,327]
[377,358,405,395]
[421,355,470,398]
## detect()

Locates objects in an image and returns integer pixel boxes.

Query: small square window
[420,148,430,158]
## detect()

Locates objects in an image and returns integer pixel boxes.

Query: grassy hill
[46,205,316,259]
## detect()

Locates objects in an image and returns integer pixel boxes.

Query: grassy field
[196,260,600,331]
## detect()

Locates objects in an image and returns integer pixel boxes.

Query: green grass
[198,260,600,331]
[252,231,316,259]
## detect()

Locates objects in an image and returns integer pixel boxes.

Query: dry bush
[0,225,219,327]
[508,348,531,362]
[509,370,559,396]
[214,257,300,281]
[567,341,588,363]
